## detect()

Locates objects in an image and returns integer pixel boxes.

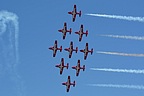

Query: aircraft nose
[68,12,71,14]
[64,48,68,51]
[55,65,58,67]
[72,66,75,69]
[62,82,65,85]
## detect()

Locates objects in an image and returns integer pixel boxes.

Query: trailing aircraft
[62,76,76,92]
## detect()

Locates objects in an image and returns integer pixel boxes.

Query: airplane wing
[67,85,70,92]
[80,25,83,32]
[84,43,88,59]
[70,42,73,49]
[60,58,64,74]
[69,51,72,58]
[84,52,88,60]
[79,33,82,41]
[77,60,80,67]
[85,43,88,51]
[66,76,71,92]
[62,23,67,39]
[72,14,76,22]
[64,22,67,30]
[61,58,64,66]
[54,40,57,48]
[53,40,57,57]
[60,68,63,74]
[68,76,71,83]
[53,51,56,57]
[76,60,80,76]
[76,69,80,76]
[63,32,66,39]
[69,42,73,58]
[74,5,77,13]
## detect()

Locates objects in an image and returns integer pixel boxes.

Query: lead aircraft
[49,40,62,57]
[68,5,81,22]
[62,76,76,92]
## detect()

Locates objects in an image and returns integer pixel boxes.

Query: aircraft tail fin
[86,30,88,37]
[79,11,81,17]
[69,28,72,34]
[66,63,69,69]
[83,65,85,71]
[91,48,93,55]
[76,47,78,53]
[60,46,62,52]
[73,81,76,87]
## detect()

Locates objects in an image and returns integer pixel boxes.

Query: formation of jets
[49,5,93,92]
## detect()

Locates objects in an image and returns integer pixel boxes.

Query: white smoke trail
[99,34,144,41]
[0,10,25,96]
[97,51,144,57]
[90,68,144,74]
[88,84,144,90]
[0,10,19,66]
[86,13,144,22]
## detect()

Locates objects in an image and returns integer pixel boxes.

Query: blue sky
[0,0,144,96]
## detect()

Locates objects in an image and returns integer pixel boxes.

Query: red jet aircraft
[49,40,62,57]
[62,76,76,92]
[55,58,69,75]
[72,60,85,76]
[68,5,81,22]
[58,22,72,39]
[75,25,88,41]
[64,41,78,58]
[80,43,93,60]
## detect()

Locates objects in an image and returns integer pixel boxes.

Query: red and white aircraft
[68,5,81,22]
[72,60,85,76]
[80,43,93,60]
[64,41,78,58]
[48,40,62,57]
[58,22,72,39]
[75,25,88,41]
[55,58,69,75]
[62,76,76,92]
